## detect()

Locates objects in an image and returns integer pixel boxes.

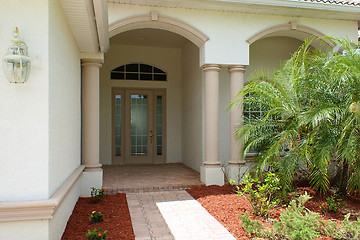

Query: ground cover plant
[230,37,360,195]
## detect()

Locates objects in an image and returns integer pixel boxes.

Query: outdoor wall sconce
[3,27,31,83]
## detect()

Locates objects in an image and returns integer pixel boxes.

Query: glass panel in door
[130,95,148,156]
[115,95,122,156]
[156,96,163,155]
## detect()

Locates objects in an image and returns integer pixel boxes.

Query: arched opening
[245,24,334,83]
[100,26,204,177]
[109,13,209,47]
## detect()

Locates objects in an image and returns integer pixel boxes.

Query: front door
[112,88,166,164]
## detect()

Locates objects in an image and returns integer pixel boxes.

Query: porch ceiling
[59,0,109,53]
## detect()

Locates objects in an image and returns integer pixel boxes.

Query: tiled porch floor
[102,163,204,193]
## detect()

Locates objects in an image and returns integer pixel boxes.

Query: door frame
[111,88,166,164]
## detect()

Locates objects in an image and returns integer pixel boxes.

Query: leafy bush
[326,195,347,212]
[234,172,282,217]
[239,192,360,239]
[272,193,322,240]
[239,212,264,235]
[86,228,107,240]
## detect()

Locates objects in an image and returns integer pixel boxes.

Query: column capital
[228,65,246,73]
[81,59,103,68]
[202,64,221,72]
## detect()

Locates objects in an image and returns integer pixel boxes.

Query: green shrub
[326,195,347,212]
[239,212,264,235]
[239,192,360,240]
[234,172,281,217]
[272,193,322,240]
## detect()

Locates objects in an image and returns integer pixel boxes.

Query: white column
[201,64,224,185]
[228,65,246,183]
[81,58,103,196]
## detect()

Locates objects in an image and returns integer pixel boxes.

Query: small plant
[326,195,347,212]
[239,212,264,235]
[89,211,104,223]
[233,172,282,217]
[90,187,106,203]
[86,228,107,240]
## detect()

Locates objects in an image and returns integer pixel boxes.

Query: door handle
[150,130,153,143]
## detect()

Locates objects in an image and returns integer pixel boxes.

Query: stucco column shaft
[203,64,221,165]
[81,59,103,172]
[229,65,246,164]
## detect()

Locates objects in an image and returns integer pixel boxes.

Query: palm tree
[231,38,360,194]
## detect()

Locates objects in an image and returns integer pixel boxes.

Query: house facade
[0,0,359,239]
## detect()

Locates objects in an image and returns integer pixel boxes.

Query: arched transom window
[111,63,167,81]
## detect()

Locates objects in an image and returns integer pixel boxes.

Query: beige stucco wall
[108,3,358,66]
[48,0,81,197]
[0,1,81,239]
[0,0,50,202]
[100,44,182,164]
[0,220,49,240]
[181,41,203,171]
[245,36,305,81]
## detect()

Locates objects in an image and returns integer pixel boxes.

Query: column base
[80,169,103,197]
[84,164,102,172]
[200,165,224,186]
[227,163,246,185]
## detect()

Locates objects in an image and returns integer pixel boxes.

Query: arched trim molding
[109,11,209,47]
[247,21,335,47]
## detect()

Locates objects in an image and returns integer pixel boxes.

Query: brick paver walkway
[103,164,204,193]
[127,191,235,240]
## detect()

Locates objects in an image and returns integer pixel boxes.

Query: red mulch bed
[62,186,360,240]
[61,193,134,240]
[186,185,360,240]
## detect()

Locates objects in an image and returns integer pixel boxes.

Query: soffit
[59,0,100,52]
[107,0,360,21]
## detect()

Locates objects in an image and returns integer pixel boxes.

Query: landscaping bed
[61,193,134,240]
[62,185,360,240]
[187,185,360,239]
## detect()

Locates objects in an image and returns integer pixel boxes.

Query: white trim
[0,165,85,222]
[246,22,335,47]
[109,13,209,47]
[108,0,360,21]
[80,52,105,62]
[93,0,110,52]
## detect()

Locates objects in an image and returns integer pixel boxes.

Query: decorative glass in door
[114,95,122,156]
[130,95,148,156]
